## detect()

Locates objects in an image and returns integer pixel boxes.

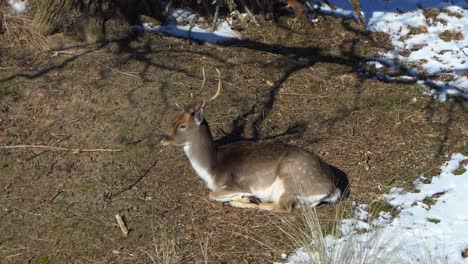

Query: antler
[185,68,222,110]
[202,68,222,107]
[193,68,206,99]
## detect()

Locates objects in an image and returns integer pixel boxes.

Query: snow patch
[287,153,468,264]
[7,0,27,13]
[313,0,468,101]
[140,8,240,43]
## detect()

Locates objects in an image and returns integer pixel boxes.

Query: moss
[439,30,453,41]
[423,9,440,20]
[0,87,12,101]
[415,86,425,94]
[427,218,440,224]
[411,44,427,51]
[1,162,16,174]
[353,43,367,57]
[439,30,463,42]
[441,9,463,19]
[36,255,51,264]
[422,197,436,207]
[368,200,395,219]
[453,166,466,176]
[400,49,411,57]
[455,145,468,155]
[408,25,428,35]
[378,94,403,112]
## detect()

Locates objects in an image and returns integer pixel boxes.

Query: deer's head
[160,69,222,146]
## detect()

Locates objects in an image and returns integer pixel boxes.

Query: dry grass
[1,9,48,51]
[0,6,466,263]
[144,227,179,264]
[277,204,405,264]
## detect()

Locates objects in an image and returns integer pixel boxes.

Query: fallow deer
[161,69,349,212]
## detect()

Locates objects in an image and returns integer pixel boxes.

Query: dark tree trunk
[33,0,165,43]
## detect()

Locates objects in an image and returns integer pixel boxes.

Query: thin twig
[50,190,63,203]
[97,62,142,80]
[13,207,42,216]
[0,145,121,153]
[461,48,468,57]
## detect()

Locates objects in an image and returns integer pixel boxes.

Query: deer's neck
[183,123,217,190]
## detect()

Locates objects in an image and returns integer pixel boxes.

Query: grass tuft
[1,10,48,51]
[278,204,404,264]
[368,200,395,218]
[36,255,51,264]
[422,197,436,207]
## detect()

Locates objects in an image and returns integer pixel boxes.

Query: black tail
[330,164,351,200]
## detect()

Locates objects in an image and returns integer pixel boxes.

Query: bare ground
[0,15,467,263]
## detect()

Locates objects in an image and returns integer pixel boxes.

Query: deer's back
[215,141,336,191]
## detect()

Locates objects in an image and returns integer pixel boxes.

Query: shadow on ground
[0,15,467,263]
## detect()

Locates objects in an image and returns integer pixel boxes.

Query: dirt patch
[1,14,467,263]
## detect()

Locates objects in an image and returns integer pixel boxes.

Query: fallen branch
[0,145,121,154]
[115,213,129,236]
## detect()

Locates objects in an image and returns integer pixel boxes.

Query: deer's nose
[160,135,171,146]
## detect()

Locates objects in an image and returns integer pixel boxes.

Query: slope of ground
[0,13,467,263]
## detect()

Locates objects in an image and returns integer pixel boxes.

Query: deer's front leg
[208,187,254,203]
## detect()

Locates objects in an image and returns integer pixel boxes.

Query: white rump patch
[321,188,342,203]
[297,188,342,207]
[183,145,216,190]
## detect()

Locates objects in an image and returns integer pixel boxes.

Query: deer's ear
[193,108,204,125]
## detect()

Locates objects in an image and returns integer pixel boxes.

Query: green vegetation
[422,197,436,207]
[453,166,467,175]
[369,200,396,218]
[427,218,440,224]
[0,87,12,101]
[1,162,16,174]
[439,30,464,42]
[36,255,51,264]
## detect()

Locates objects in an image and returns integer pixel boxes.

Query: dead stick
[164,0,174,15]
[211,1,220,32]
[97,62,142,80]
[235,10,247,24]
[115,214,129,236]
[239,0,260,26]
[0,145,121,153]
[188,14,199,44]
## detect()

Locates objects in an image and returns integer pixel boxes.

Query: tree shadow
[1,18,464,153]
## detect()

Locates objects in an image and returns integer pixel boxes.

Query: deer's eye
[178,124,187,130]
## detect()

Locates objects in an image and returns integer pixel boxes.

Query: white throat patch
[183,145,216,190]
